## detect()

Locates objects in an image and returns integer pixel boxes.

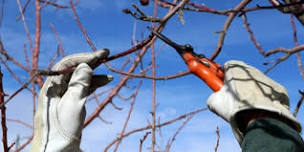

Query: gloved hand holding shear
[152,30,304,151]
[207,60,303,151]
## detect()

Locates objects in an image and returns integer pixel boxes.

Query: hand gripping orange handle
[183,53,224,92]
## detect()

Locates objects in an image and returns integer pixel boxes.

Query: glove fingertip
[95,49,110,58]
[69,63,93,89]
[88,75,113,94]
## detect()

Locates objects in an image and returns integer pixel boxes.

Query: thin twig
[23,44,30,69]
[16,0,31,20]
[104,107,208,151]
[7,118,33,129]
[0,67,8,152]
[70,0,97,51]
[290,14,304,78]
[39,0,69,8]
[214,126,220,152]
[210,0,252,61]
[293,90,304,117]
[2,74,36,106]
[13,135,33,152]
[8,142,15,151]
[123,4,163,22]
[139,132,151,152]
[97,115,112,124]
[242,14,264,55]
[264,45,304,56]
[87,88,113,101]
[112,81,142,152]
[158,0,230,15]
[0,0,4,27]
[0,39,29,72]
[48,24,65,69]
[151,1,158,151]
[263,45,304,73]
[0,56,31,92]
[165,115,193,152]
[16,0,33,54]
[110,101,123,111]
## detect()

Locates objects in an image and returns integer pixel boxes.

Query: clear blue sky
[1,0,304,151]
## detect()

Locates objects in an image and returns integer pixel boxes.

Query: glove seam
[54,101,81,143]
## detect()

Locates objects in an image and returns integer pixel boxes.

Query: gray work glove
[207,60,301,144]
[30,50,113,152]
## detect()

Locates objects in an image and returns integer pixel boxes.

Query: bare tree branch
[104,107,208,152]
[0,0,4,27]
[210,0,252,61]
[214,127,220,152]
[113,81,142,152]
[0,67,8,152]
[293,90,304,117]
[165,115,193,152]
[13,135,33,152]
[139,132,151,152]
[70,0,96,51]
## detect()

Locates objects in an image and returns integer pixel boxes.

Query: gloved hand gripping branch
[30,50,113,152]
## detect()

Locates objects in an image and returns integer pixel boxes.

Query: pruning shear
[151,30,224,92]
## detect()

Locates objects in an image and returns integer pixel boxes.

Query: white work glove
[207,60,301,144]
[30,50,113,152]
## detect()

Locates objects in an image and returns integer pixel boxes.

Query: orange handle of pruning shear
[150,29,224,92]
[182,52,224,92]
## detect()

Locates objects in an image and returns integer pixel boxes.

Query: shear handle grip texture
[183,52,224,92]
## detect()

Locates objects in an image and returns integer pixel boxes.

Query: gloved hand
[30,50,113,152]
[207,60,301,144]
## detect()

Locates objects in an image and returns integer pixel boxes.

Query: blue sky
[1,0,304,152]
